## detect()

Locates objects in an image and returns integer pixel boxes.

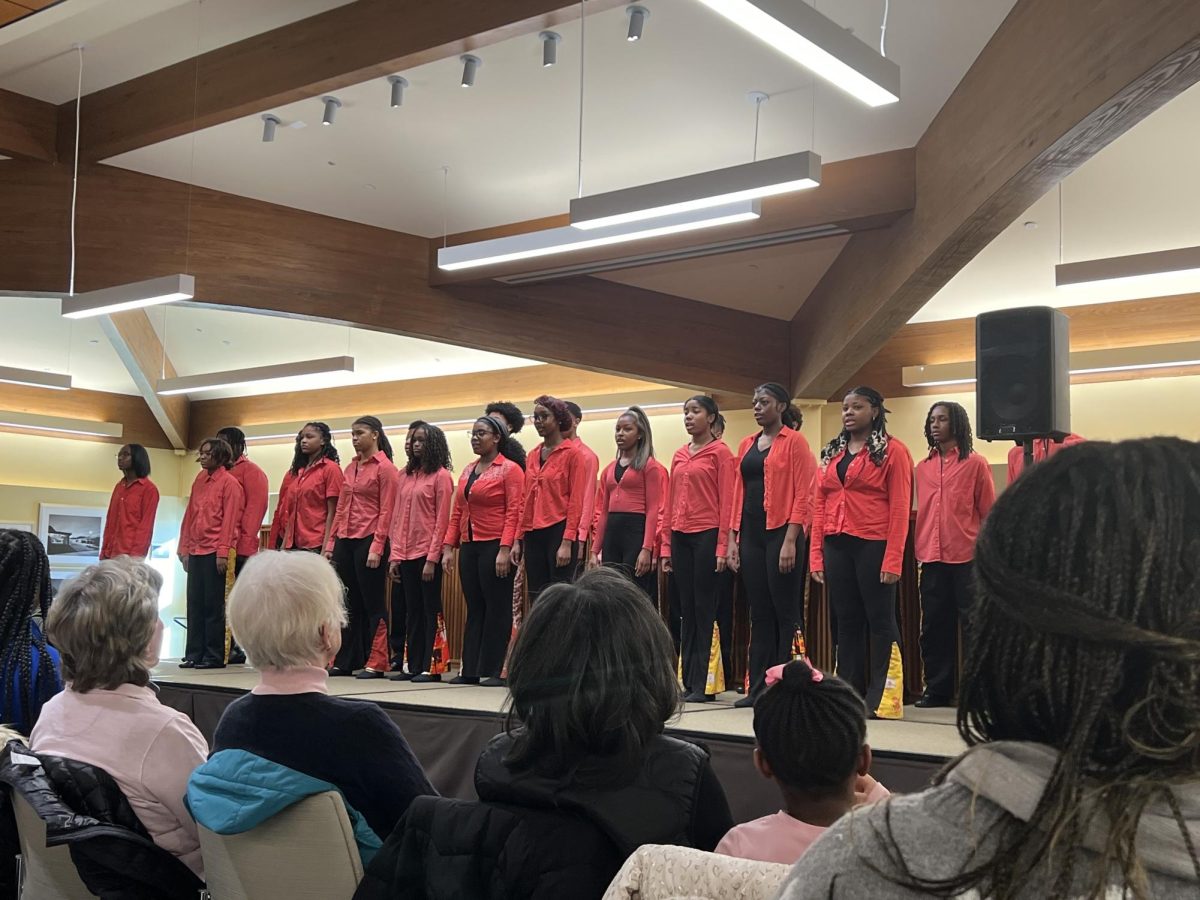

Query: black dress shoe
[411,674,441,683]
[682,692,712,703]
[480,677,507,688]
[733,695,755,709]
[914,694,952,709]
[449,675,479,685]
[179,660,197,669]
[228,652,246,665]
[355,669,385,680]
[328,667,354,677]
[387,671,415,682]
[195,661,226,670]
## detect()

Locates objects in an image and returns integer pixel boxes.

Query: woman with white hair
[206,550,435,842]
[31,558,208,877]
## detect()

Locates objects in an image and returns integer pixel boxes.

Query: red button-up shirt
[268,458,344,550]
[326,452,400,556]
[389,467,455,562]
[914,449,995,564]
[660,440,735,558]
[100,477,160,559]
[227,456,270,557]
[570,437,600,543]
[810,439,914,576]
[520,440,586,539]
[179,467,244,558]
[593,457,669,553]
[730,428,818,533]
[445,456,525,548]
[1006,433,1086,483]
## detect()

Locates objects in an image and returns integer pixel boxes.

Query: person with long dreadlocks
[778,437,1200,899]
[809,387,912,720]
[913,401,995,709]
[0,530,62,734]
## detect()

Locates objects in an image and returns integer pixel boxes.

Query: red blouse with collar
[730,427,818,533]
[445,456,525,548]
[326,452,400,556]
[660,440,735,557]
[593,457,669,553]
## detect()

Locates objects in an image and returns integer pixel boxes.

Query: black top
[740,438,769,525]
[836,448,857,484]
[614,462,629,484]
[213,691,436,841]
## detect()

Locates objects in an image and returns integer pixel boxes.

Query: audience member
[0,530,61,735]
[190,550,434,856]
[355,566,734,899]
[31,558,207,877]
[716,659,887,864]
[777,438,1200,899]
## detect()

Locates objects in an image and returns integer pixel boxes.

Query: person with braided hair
[810,386,913,719]
[779,437,1200,900]
[267,421,343,552]
[913,401,995,708]
[0,530,62,734]
[715,658,887,864]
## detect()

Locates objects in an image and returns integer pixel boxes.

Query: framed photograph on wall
[37,504,106,568]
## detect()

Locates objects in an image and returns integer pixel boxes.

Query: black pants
[185,554,226,664]
[394,557,443,675]
[741,518,806,697]
[823,534,901,714]
[332,536,389,672]
[666,573,681,657]
[716,569,734,683]
[672,529,721,695]
[601,512,655,597]
[919,561,974,701]
[459,540,514,678]
[524,519,576,602]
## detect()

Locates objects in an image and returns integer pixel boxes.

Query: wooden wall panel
[0,383,171,447]
[0,87,55,161]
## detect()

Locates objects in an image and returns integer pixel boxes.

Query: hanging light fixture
[1056,246,1200,295]
[460,54,482,87]
[437,200,761,271]
[694,0,899,106]
[387,75,408,108]
[61,274,195,319]
[156,355,356,396]
[321,96,342,125]
[625,5,649,41]
[539,31,562,67]
[261,114,280,142]
[0,410,121,438]
[0,365,72,391]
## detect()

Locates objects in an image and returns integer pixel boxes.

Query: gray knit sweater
[775,742,1200,899]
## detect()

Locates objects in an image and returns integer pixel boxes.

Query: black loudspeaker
[975,306,1070,441]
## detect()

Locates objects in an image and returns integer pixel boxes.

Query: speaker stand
[1023,439,1036,473]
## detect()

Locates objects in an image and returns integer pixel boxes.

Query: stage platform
[152,660,966,825]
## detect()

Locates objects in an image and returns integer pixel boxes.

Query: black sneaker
[411,674,441,683]
[682,692,712,703]
[387,671,415,682]
[179,660,197,669]
[355,669,385,680]
[733,695,755,709]
[480,677,506,688]
[914,694,952,709]
[449,675,479,685]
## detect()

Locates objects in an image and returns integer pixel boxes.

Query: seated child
[715,659,889,864]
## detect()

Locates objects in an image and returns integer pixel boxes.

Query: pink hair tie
[764,660,823,686]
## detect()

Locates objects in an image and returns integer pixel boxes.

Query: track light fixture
[387,75,408,108]
[460,54,482,87]
[539,31,562,67]
[261,114,280,142]
[321,96,341,125]
[626,5,649,41]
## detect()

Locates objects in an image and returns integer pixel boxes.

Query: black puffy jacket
[0,739,203,900]
[353,732,728,900]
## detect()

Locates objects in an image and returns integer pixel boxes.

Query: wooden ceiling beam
[429,149,914,285]
[99,310,190,450]
[62,0,626,163]
[0,87,56,162]
[788,0,1200,400]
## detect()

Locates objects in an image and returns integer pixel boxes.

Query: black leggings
[919,561,973,700]
[185,554,226,664]
[459,540,514,679]
[823,534,901,713]
[672,528,721,695]
[524,519,576,602]
[601,512,655,597]
[740,517,806,696]
[393,557,443,675]
[332,536,389,672]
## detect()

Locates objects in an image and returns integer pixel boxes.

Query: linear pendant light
[157,355,356,396]
[695,0,899,106]
[61,274,195,320]
[437,200,761,271]
[1056,245,1200,292]
[570,151,819,230]
[0,365,72,391]
[0,409,122,438]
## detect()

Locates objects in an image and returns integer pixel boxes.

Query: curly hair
[486,401,525,436]
[405,420,452,475]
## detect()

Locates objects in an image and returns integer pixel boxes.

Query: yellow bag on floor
[705,625,725,696]
[876,642,905,719]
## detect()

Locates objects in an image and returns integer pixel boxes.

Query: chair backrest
[197,790,364,900]
[12,791,96,900]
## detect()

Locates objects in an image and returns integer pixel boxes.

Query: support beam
[0,88,55,162]
[63,0,625,163]
[789,0,1200,399]
[99,310,190,450]
[0,160,787,396]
